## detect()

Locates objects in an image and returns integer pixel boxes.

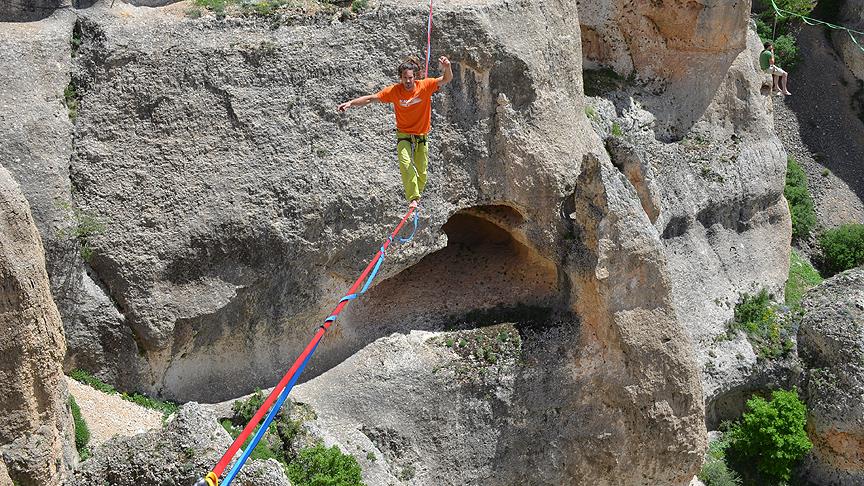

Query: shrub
[785,249,823,307]
[773,34,800,71]
[232,389,266,426]
[351,0,367,13]
[69,396,91,460]
[729,290,793,359]
[611,122,623,138]
[699,436,742,486]
[727,389,812,483]
[64,81,79,122]
[820,223,864,276]
[287,443,364,486]
[784,157,817,239]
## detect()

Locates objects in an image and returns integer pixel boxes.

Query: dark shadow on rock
[785,26,864,203]
[0,0,67,22]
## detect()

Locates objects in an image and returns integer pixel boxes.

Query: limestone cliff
[0,166,75,485]
[0,0,806,484]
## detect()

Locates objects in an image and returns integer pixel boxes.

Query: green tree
[820,223,864,276]
[286,444,365,486]
[727,389,812,483]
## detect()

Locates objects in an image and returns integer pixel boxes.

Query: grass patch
[785,249,822,308]
[56,201,106,261]
[820,223,864,276]
[728,290,794,359]
[64,81,79,122]
[69,369,178,418]
[784,157,817,240]
[69,395,91,461]
[350,0,367,13]
[610,122,623,138]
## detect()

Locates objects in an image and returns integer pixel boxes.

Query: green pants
[396,131,429,201]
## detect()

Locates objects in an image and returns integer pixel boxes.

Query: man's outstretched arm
[436,56,453,87]
[338,94,381,112]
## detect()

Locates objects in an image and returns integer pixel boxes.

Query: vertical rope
[424,0,434,78]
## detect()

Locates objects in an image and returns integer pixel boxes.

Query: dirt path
[67,377,164,448]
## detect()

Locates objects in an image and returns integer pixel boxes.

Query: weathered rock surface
[0,7,141,389]
[0,165,75,485]
[576,0,751,138]
[798,267,864,485]
[0,0,70,22]
[72,403,290,485]
[65,0,591,401]
[582,26,793,424]
[44,0,709,482]
[833,0,864,83]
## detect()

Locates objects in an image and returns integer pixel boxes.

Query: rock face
[73,403,290,486]
[0,8,138,389]
[833,0,864,82]
[43,0,709,482]
[798,267,864,485]
[0,0,69,22]
[0,166,75,485]
[576,0,751,138]
[582,26,793,425]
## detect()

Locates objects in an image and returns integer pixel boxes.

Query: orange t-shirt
[376,78,439,135]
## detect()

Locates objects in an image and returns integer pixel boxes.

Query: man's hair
[398,56,422,77]
[764,41,773,49]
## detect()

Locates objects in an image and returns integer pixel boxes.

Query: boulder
[73,402,290,485]
[576,0,751,138]
[798,267,864,484]
[0,165,75,485]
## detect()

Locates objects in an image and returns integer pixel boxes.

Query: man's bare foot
[783,91,792,96]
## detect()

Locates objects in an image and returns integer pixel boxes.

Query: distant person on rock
[338,55,453,207]
[760,42,792,96]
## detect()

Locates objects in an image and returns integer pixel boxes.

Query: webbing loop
[398,212,420,243]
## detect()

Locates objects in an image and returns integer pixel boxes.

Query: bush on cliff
[698,434,741,486]
[70,395,91,460]
[820,223,864,276]
[785,249,822,308]
[729,290,793,359]
[784,157,817,240]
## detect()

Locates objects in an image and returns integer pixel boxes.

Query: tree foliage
[727,389,812,483]
[820,224,864,276]
[784,157,817,239]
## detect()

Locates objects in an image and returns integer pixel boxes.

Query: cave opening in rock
[341,204,562,338]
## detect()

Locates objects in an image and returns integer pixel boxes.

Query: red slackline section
[208,203,419,481]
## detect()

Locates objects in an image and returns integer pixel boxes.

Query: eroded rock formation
[0,166,75,485]
[0,0,803,483]
[72,403,289,485]
[798,267,864,484]
[576,0,751,138]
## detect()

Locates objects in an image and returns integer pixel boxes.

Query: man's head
[398,58,421,90]
[764,41,774,51]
